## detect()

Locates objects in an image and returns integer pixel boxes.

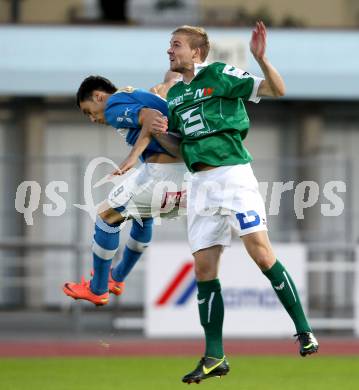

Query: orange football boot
[108,271,125,296]
[89,269,125,296]
[63,277,109,306]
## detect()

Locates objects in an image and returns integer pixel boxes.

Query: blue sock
[90,217,120,295]
[112,218,153,282]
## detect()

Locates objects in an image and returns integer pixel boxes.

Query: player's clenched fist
[150,115,168,135]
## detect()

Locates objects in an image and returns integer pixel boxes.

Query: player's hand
[140,108,168,135]
[150,115,168,136]
[250,20,267,61]
[111,155,137,176]
[111,168,124,176]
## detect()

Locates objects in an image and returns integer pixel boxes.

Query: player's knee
[194,262,217,281]
[193,246,221,281]
[98,207,126,225]
[249,244,275,271]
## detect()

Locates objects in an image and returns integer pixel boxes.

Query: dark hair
[76,75,117,107]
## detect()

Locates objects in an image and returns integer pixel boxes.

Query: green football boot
[182,356,229,384]
[295,332,319,356]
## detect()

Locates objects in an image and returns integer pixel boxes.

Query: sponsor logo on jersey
[168,95,184,107]
[194,87,214,100]
[169,87,213,107]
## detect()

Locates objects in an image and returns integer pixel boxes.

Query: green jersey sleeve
[216,63,263,103]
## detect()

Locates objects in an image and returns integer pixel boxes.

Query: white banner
[145,242,307,337]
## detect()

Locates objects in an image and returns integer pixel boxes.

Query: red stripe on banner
[155,262,193,306]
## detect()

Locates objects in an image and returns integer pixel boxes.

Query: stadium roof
[0,26,358,99]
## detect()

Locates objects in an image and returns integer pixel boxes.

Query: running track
[0,339,358,357]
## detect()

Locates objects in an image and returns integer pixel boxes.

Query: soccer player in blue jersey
[63,75,186,305]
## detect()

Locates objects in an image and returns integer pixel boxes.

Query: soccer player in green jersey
[119,21,319,384]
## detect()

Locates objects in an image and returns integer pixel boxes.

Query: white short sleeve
[248,76,264,103]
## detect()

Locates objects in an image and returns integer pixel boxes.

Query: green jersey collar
[194,61,209,76]
[183,62,209,85]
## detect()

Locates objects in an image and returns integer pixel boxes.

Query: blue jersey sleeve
[104,90,172,161]
[105,98,143,130]
[105,89,168,129]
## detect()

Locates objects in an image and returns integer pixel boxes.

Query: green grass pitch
[0,356,358,390]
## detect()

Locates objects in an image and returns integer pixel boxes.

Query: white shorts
[187,164,267,253]
[108,163,187,219]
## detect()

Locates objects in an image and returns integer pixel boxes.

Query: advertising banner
[145,242,307,337]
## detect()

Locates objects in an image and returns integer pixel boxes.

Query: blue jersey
[104,89,170,161]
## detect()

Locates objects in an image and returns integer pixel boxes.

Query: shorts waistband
[192,163,250,177]
[145,162,186,166]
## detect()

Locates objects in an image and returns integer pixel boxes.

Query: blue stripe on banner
[175,278,197,305]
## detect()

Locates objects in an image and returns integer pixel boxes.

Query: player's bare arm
[112,71,182,174]
[151,132,182,158]
[150,70,181,98]
[146,114,182,158]
[251,21,286,98]
[112,108,165,175]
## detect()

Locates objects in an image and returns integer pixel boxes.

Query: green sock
[197,279,224,359]
[263,260,311,334]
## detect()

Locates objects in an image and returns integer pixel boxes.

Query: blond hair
[172,25,210,61]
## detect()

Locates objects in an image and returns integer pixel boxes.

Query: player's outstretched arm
[112,132,149,175]
[250,21,286,98]
[112,108,163,175]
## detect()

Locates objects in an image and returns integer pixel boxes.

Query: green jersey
[167,62,263,172]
